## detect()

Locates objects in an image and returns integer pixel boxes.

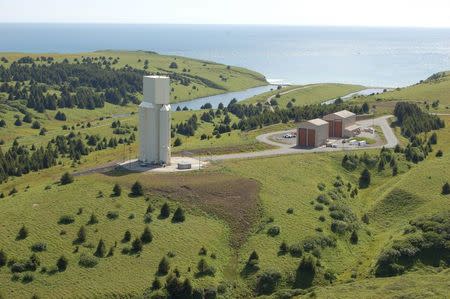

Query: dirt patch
[104,170,261,248]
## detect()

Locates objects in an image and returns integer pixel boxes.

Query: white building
[139,76,171,165]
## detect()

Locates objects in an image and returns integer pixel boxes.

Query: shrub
[112,183,122,196]
[58,215,75,225]
[279,241,289,254]
[199,246,207,256]
[286,208,294,214]
[350,230,359,244]
[318,215,326,222]
[17,225,28,240]
[174,137,182,146]
[94,239,106,257]
[442,182,450,195]
[255,270,282,295]
[144,213,152,223]
[172,207,185,222]
[436,150,443,157]
[169,62,178,69]
[160,203,170,219]
[289,244,303,257]
[247,250,259,270]
[31,121,40,129]
[151,277,162,290]
[60,172,74,185]
[267,226,280,237]
[197,258,215,276]
[131,181,143,196]
[106,211,119,220]
[193,288,204,299]
[122,230,132,243]
[140,226,153,244]
[22,273,34,283]
[314,204,324,211]
[0,250,6,267]
[158,256,170,275]
[31,243,47,252]
[78,254,98,268]
[56,256,68,271]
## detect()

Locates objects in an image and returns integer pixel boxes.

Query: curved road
[205,115,398,161]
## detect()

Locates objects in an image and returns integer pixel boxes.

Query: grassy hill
[0,111,448,297]
[352,71,450,113]
[0,50,268,104]
[243,83,365,108]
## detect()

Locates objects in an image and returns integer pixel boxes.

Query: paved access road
[205,115,398,161]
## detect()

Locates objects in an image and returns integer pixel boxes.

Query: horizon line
[1,22,450,29]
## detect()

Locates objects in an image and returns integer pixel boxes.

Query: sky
[1,0,450,28]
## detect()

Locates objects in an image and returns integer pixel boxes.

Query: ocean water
[1,24,450,87]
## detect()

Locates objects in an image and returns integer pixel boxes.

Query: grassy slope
[353,71,450,113]
[218,115,450,295]
[0,169,233,298]
[243,84,365,107]
[0,50,267,104]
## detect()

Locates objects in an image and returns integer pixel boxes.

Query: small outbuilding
[323,110,356,138]
[297,118,329,147]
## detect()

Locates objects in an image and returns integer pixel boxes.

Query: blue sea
[1,24,450,87]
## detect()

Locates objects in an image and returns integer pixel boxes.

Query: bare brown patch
[102,170,261,248]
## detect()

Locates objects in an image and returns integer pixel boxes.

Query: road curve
[205,115,398,162]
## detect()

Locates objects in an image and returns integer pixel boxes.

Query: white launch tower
[138,76,171,165]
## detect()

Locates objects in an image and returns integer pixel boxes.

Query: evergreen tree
[350,230,359,244]
[112,183,121,196]
[181,278,193,298]
[359,168,371,188]
[76,226,87,243]
[56,256,68,272]
[122,230,131,243]
[60,172,74,185]
[131,181,143,196]
[174,137,182,147]
[151,277,162,290]
[88,213,98,225]
[442,182,450,195]
[94,239,106,257]
[140,226,153,244]
[158,256,170,275]
[0,249,7,267]
[172,207,185,223]
[131,237,143,253]
[160,203,170,219]
[17,225,28,240]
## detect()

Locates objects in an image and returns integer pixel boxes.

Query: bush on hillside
[58,215,75,225]
[78,254,98,268]
[131,181,143,196]
[17,225,28,240]
[112,183,122,196]
[60,172,74,185]
[56,256,68,271]
[359,168,371,188]
[172,207,185,223]
[158,256,170,275]
[442,182,450,195]
[160,203,170,219]
[255,270,282,295]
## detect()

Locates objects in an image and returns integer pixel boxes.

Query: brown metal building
[297,118,329,147]
[323,110,356,138]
